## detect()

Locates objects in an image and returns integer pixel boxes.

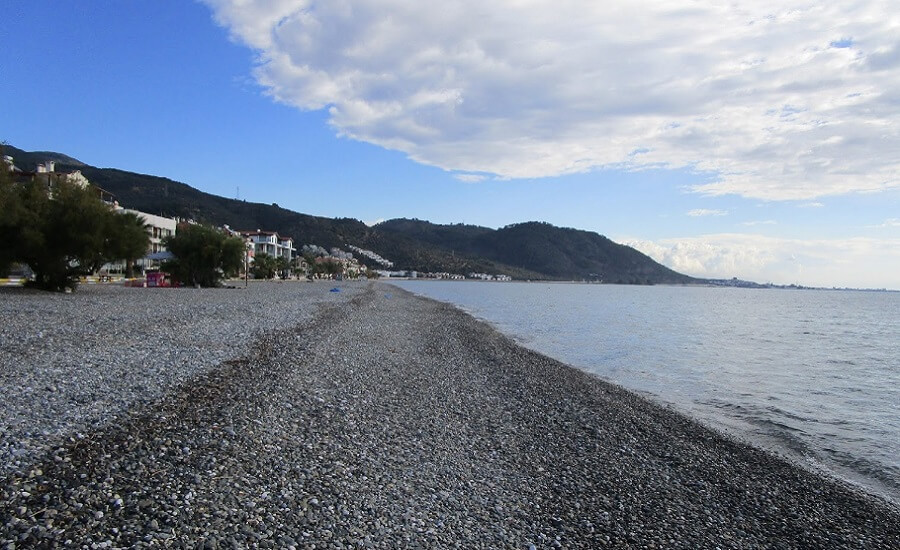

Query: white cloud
[454,173,488,183]
[364,218,385,227]
[741,220,778,226]
[687,209,728,217]
[625,234,900,289]
[875,218,900,228]
[204,1,900,200]
[799,202,825,208]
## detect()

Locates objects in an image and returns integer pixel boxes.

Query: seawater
[391,280,900,504]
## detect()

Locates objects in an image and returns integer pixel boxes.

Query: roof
[238,229,293,240]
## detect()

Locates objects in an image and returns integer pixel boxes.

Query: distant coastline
[382,275,899,293]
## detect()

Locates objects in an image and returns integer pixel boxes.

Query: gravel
[2,281,899,548]
[0,281,365,476]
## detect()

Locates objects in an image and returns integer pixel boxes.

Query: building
[100,207,178,275]
[239,230,297,262]
[35,161,89,187]
[3,155,19,173]
[119,208,177,255]
[8,158,116,203]
[5,157,178,278]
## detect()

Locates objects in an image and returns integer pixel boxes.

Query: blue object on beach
[385,293,392,299]
[330,287,341,292]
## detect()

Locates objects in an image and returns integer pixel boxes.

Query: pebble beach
[1,281,898,548]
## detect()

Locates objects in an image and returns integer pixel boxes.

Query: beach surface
[1,281,898,548]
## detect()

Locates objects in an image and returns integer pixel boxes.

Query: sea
[391,280,900,505]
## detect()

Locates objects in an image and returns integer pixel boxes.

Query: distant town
[3,153,893,292]
[1,155,515,287]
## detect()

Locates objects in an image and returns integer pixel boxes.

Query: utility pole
[244,243,249,288]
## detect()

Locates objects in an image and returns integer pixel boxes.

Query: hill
[3,145,85,169]
[2,144,697,283]
[376,219,694,284]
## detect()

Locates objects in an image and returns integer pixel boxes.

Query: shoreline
[391,278,900,508]
[2,281,898,547]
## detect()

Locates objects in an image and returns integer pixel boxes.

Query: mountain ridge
[3,144,698,283]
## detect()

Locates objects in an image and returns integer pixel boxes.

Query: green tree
[106,212,150,278]
[11,179,115,291]
[0,149,157,289]
[162,223,244,287]
[275,255,290,279]
[0,148,24,276]
[251,252,277,280]
[312,257,343,278]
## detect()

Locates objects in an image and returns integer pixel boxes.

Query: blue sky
[3,2,899,289]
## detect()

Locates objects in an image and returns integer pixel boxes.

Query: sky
[2,1,898,289]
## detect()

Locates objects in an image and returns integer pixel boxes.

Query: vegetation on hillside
[375,219,695,284]
[5,144,699,284]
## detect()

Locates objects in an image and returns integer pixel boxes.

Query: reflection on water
[393,281,900,504]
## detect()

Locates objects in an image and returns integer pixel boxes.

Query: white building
[3,155,17,172]
[33,160,89,187]
[101,207,178,274]
[121,208,177,255]
[240,230,296,262]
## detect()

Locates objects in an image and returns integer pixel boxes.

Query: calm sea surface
[392,281,900,504]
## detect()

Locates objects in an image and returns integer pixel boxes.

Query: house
[3,155,19,173]
[239,230,297,262]
[8,158,116,203]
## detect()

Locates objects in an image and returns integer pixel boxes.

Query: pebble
[1,281,898,548]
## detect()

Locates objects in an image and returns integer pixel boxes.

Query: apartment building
[239,230,297,262]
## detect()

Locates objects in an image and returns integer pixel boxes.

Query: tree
[312,257,344,278]
[162,223,244,287]
[251,252,277,280]
[105,212,150,278]
[275,255,290,279]
[7,179,116,291]
[0,147,24,276]
[0,148,157,289]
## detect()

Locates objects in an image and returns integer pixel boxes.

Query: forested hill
[4,145,372,250]
[375,219,696,284]
[4,144,697,283]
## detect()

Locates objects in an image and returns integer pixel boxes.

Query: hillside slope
[377,219,695,284]
[3,144,696,283]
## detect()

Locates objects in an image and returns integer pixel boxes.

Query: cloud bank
[626,234,900,289]
[204,1,900,200]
